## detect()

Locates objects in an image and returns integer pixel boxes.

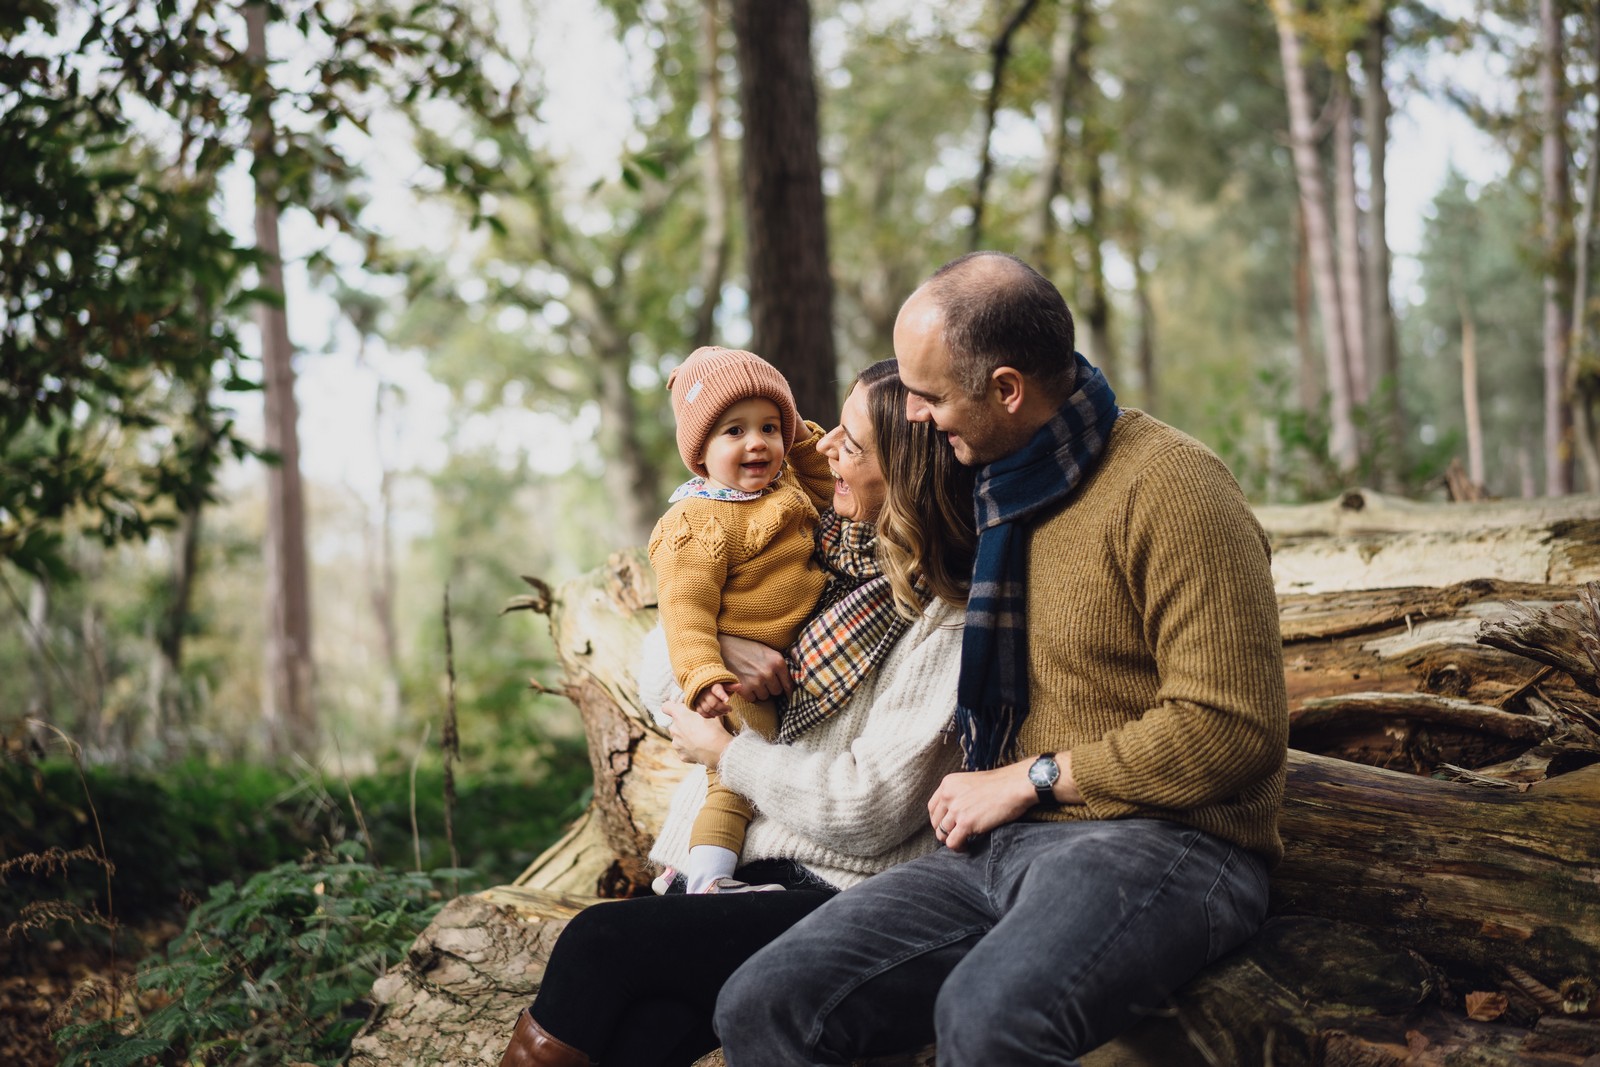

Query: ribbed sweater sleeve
[1070,445,1288,815]
[647,505,739,706]
[788,420,837,511]
[716,602,964,858]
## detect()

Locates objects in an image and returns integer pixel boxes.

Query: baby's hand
[693,682,741,718]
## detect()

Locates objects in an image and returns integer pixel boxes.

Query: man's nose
[906,394,931,422]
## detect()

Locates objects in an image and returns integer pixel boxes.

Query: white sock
[684,845,738,894]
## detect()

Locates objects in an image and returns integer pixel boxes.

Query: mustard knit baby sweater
[650,599,966,889]
[647,421,835,709]
[1016,410,1289,863]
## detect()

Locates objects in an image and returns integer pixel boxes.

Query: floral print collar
[668,473,782,503]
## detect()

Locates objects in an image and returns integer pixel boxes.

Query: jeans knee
[934,967,1081,1065]
[716,954,792,1053]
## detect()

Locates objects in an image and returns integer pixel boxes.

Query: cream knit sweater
[648,599,966,890]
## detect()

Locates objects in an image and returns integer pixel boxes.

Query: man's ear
[991,366,1027,414]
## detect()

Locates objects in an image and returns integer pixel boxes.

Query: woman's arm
[716,605,965,858]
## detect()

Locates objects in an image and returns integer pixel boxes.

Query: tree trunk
[1569,20,1600,493]
[1133,238,1156,416]
[692,0,730,351]
[246,1,315,756]
[1082,104,1113,379]
[1272,0,1359,474]
[1332,72,1368,407]
[1462,298,1486,488]
[370,382,402,727]
[22,576,52,718]
[1362,17,1404,488]
[1024,0,1084,272]
[1542,0,1574,495]
[1294,202,1322,418]
[729,0,837,423]
[967,0,1041,252]
[355,495,1600,1066]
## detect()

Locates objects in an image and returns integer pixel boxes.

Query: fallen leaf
[1466,990,1509,1021]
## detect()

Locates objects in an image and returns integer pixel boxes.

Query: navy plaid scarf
[956,352,1120,770]
[779,511,911,742]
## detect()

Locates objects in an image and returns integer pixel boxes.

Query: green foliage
[0,739,591,932]
[1,0,522,579]
[53,842,447,1067]
[1,10,257,579]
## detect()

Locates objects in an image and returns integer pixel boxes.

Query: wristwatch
[1027,753,1060,806]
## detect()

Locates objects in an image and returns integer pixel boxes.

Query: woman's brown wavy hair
[855,359,977,613]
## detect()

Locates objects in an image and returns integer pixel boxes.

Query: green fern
[55,843,450,1067]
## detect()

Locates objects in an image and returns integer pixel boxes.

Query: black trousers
[528,860,837,1066]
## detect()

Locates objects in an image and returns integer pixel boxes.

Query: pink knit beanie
[666,346,801,476]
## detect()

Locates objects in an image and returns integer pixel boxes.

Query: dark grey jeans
[715,818,1270,1066]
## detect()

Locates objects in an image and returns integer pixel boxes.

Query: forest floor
[0,922,177,1067]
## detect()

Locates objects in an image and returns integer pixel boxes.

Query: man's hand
[665,700,736,767]
[717,634,793,701]
[928,753,1082,851]
[692,682,741,718]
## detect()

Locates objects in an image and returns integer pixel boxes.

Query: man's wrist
[1052,751,1083,805]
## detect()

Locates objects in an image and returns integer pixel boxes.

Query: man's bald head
[910,252,1077,401]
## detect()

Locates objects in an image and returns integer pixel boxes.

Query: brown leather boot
[498,1008,594,1067]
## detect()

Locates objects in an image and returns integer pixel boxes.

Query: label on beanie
[685,379,703,404]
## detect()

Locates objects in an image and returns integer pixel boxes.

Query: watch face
[1029,756,1058,789]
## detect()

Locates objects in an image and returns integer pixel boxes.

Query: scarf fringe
[955,702,1019,772]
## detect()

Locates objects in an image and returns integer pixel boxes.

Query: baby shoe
[705,877,785,894]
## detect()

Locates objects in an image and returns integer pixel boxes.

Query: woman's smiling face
[818,383,888,523]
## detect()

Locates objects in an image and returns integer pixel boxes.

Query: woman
[497,360,977,1067]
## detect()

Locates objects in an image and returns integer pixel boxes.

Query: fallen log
[353,491,1600,1066]
[1258,488,1600,594]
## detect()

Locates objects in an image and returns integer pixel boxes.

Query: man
[715,252,1288,1066]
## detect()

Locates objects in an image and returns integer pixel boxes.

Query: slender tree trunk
[1294,203,1321,418]
[158,373,212,687]
[1568,21,1600,492]
[23,577,51,717]
[1460,299,1485,488]
[247,1,315,756]
[371,381,402,726]
[592,325,662,547]
[1332,73,1368,407]
[968,0,1041,251]
[1024,0,1084,270]
[1134,241,1156,417]
[1083,140,1112,377]
[729,0,837,422]
[692,0,729,351]
[1272,0,1359,473]
[1541,0,1574,495]
[1361,18,1403,484]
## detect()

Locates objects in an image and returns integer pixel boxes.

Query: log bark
[356,492,1600,1065]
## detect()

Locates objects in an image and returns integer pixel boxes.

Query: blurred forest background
[2,0,1599,1059]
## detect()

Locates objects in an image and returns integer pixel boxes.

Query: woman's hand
[665,700,737,768]
[717,635,793,701]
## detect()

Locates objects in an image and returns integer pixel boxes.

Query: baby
[641,345,833,893]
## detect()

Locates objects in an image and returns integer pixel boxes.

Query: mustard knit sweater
[1018,410,1289,863]
[647,421,835,707]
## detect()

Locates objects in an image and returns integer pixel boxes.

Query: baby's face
[700,397,786,493]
